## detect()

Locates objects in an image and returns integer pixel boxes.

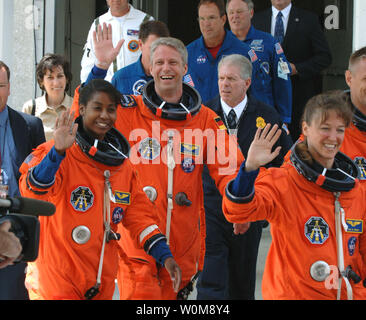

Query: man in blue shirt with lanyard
[86,20,170,95]
[227,0,292,124]
[0,61,45,300]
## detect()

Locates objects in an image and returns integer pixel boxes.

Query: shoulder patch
[120,95,137,108]
[215,117,227,130]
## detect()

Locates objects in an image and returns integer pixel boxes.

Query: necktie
[227,109,237,129]
[274,11,285,43]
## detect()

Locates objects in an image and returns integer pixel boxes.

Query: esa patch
[128,40,139,52]
[70,186,94,212]
[181,158,195,173]
[112,207,125,224]
[346,219,363,234]
[120,95,137,108]
[215,117,227,130]
[139,137,161,160]
[180,143,200,157]
[354,157,366,180]
[305,217,329,245]
[114,191,131,205]
[348,237,357,256]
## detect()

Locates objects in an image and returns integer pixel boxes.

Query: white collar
[105,4,137,21]
[220,95,248,120]
[272,2,292,19]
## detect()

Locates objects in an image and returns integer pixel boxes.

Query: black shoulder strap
[31,99,36,116]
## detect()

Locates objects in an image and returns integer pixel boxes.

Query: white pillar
[353,0,366,51]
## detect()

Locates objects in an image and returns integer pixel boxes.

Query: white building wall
[353,0,366,51]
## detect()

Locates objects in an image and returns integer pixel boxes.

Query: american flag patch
[248,49,258,62]
[183,74,195,87]
[275,43,284,55]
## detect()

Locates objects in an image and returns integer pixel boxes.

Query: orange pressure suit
[19,120,164,300]
[222,147,366,300]
[71,81,244,299]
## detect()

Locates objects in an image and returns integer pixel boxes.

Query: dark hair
[36,54,72,91]
[297,90,353,164]
[0,61,10,81]
[198,0,226,17]
[139,20,170,42]
[79,79,122,107]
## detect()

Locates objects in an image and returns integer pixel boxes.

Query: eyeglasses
[197,15,220,23]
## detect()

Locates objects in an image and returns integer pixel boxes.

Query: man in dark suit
[197,54,292,300]
[252,0,332,141]
[0,61,45,300]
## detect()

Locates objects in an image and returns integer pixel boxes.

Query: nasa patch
[348,237,357,256]
[248,49,258,63]
[112,207,125,224]
[181,158,195,173]
[128,40,139,52]
[354,157,366,180]
[304,217,329,245]
[139,137,161,160]
[196,55,207,64]
[250,39,264,52]
[70,186,94,212]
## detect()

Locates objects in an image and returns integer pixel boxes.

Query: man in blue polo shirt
[227,0,292,124]
[86,20,170,94]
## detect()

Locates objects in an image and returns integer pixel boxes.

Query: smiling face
[79,91,117,141]
[41,65,67,102]
[150,44,187,103]
[106,0,129,17]
[271,0,291,10]
[302,109,346,169]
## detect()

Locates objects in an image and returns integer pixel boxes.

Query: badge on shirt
[248,49,258,63]
[348,237,357,256]
[127,29,139,36]
[139,137,161,160]
[181,158,195,173]
[133,79,147,95]
[278,59,290,80]
[114,191,131,205]
[346,219,363,234]
[196,55,207,64]
[256,117,266,129]
[250,39,264,52]
[112,207,125,224]
[128,40,139,52]
[354,157,366,180]
[180,143,200,157]
[215,117,227,130]
[275,42,284,55]
[120,95,137,108]
[305,217,329,245]
[70,186,94,212]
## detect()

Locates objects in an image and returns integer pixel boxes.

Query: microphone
[0,196,56,217]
